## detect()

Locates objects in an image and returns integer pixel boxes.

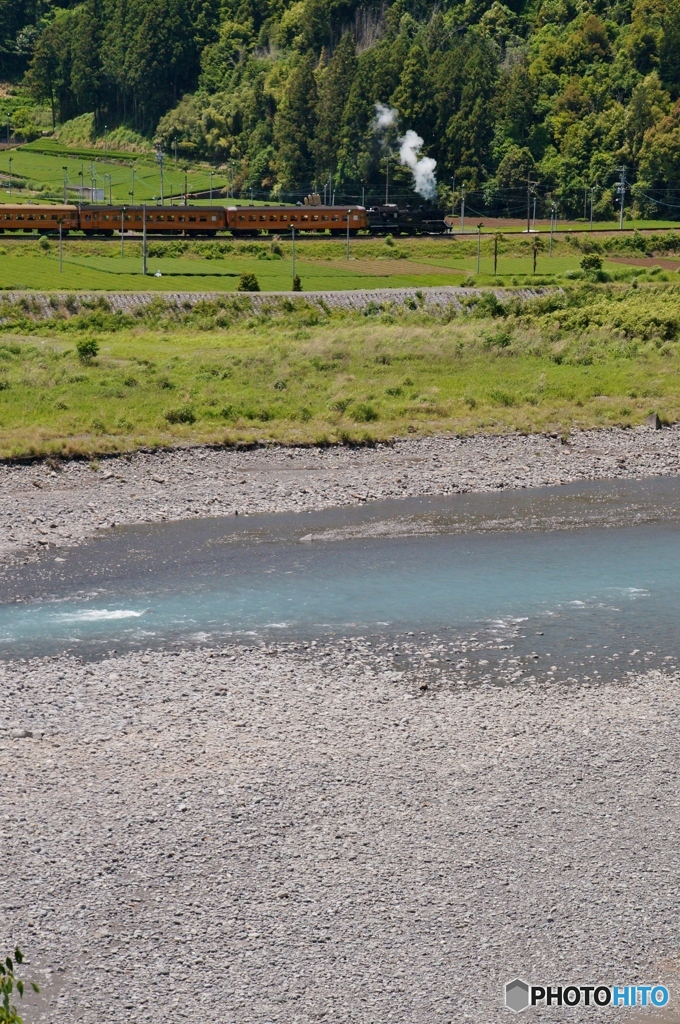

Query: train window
[290,214,298,222]
[269,215,277,222]
[211,215,217,222]
[199,216,206,222]
[27,214,35,221]
[301,214,309,221]
[103,215,108,221]
[84,214,91,221]
[331,215,338,221]
[281,214,288,221]
[352,214,359,221]
[167,215,175,222]
[311,215,319,222]
[322,215,328,221]
[189,216,196,222]
[259,215,267,222]
[249,215,257,222]
[39,214,46,220]
[17,214,23,220]
[157,215,164,222]
[125,214,131,222]
[238,215,246,222]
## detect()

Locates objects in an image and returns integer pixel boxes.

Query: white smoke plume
[373,102,397,130]
[372,103,438,200]
[398,129,437,200]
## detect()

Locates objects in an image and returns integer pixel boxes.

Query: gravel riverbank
[2,642,679,1023]
[2,423,680,562]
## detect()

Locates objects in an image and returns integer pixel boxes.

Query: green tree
[274,53,317,188]
[313,33,357,178]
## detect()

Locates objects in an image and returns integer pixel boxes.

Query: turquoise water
[2,477,680,671]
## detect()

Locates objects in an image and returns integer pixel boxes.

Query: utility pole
[156,148,164,205]
[62,164,67,203]
[8,155,11,196]
[590,187,595,231]
[184,169,188,207]
[617,166,626,230]
[451,175,455,222]
[494,232,500,275]
[583,187,587,220]
[59,220,63,273]
[104,124,107,157]
[526,174,532,233]
[291,224,295,282]
[476,223,482,274]
[142,203,147,275]
[361,185,365,208]
[532,193,537,231]
[121,207,125,257]
[549,205,555,256]
[174,140,178,170]
[460,185,465,234]
[532,235,539,274]
[130,168,135,204]
[385,156,389,205]
[346,207,351,259]
[210,171,213,206]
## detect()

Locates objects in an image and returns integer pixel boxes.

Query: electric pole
[142,203,147,275]
[617,167,626,230]
[526,174,532,233]
[460,185,465,234]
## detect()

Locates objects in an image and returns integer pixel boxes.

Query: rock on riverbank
[2,423,680,562]
[1,642,678,1023]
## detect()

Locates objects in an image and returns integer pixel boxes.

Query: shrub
[1,947,39,1023]
[237,272,260,292]
[76,337,99,362]
[580,253,603,273]
[292,275,302,292]
[165,406,196,424]
[354,402,379,422]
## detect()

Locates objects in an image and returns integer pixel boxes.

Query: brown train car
[0,204,79,233]
[227,205,367,235]
[81,205,226,236]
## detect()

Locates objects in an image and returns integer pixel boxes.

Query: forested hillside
[5,0,680,214]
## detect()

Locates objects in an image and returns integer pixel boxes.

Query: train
[0,201,447,236]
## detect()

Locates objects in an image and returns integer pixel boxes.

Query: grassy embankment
[1,281,680,458]
[0,233,678,293]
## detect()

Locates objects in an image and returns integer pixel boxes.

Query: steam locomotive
[0,201,447,236]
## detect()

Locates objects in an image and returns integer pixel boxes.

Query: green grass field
[0,143,230,203]
[1,281,680,458]
[0,234,666,292]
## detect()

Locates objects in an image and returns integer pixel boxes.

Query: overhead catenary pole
[460,185,465,234]
[451,175,456,224]
[210,171,213,205]
[385,156,389,205]
[494,232,499,275]
[59,220,63,273]
[120,206,125,257]
[142,203,147,275]
[291,224,295,282]
[590,186,594,231]
[526,174,532,233]
[476,223,482,274]
[346,207,351,259]
[130,168,135,204]
[549,206,555,256]
[618,166,626,230]
[532,194,537,231]
[8,155,12,196]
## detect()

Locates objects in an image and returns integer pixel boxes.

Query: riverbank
[2,641,678,1023]
[2,423,680,563]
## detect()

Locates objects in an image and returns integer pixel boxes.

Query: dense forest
[3,0,680,214]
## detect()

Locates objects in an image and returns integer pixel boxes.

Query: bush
[165,406,196,424]
[76,337,99,362]
[1,946,39,1023]
[237,272,260,292]
[580,253,603,273]
[292,275,302,292]
[354,402,379,422]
